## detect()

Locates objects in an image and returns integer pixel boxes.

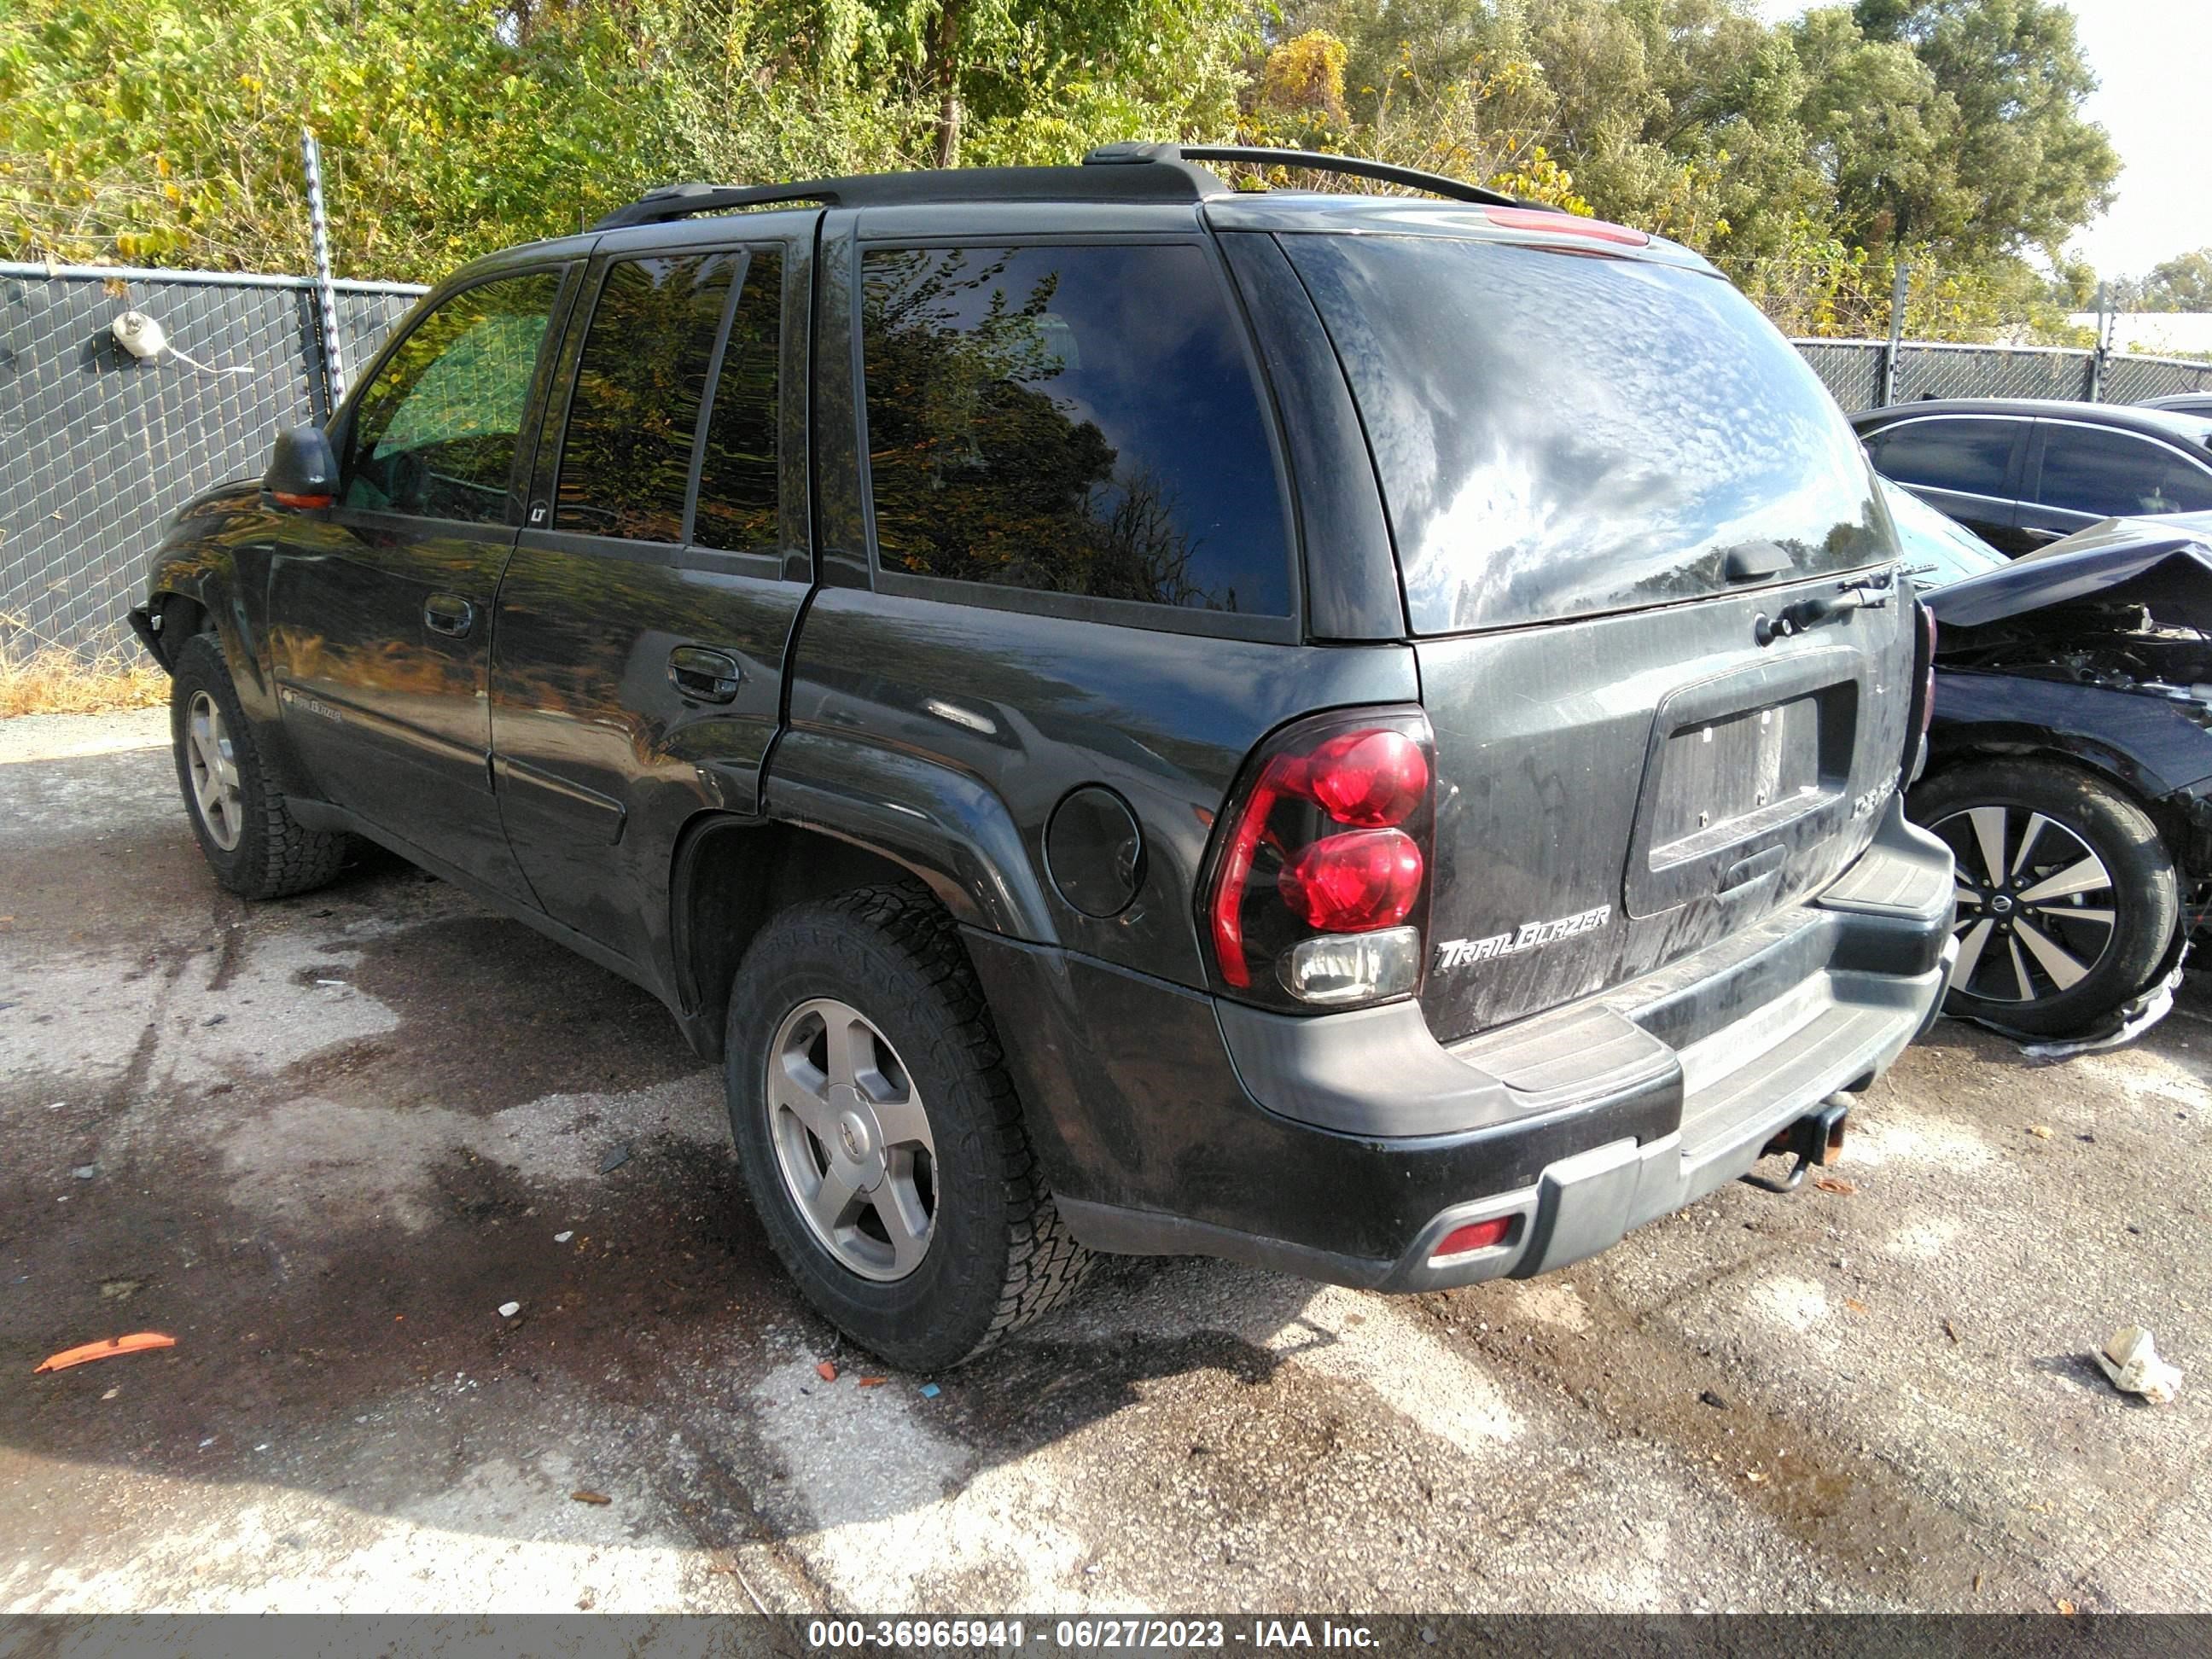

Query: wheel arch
[1918,736,2199,867]
[669,813,963,1061]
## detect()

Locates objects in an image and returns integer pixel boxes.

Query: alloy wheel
[185,690,245,852]
[765,997,938,1282]
[1932,805,2116,1004]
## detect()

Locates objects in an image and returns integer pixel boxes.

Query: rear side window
[1283,234,1889,633]
[693,249,782,554]
[1866,417,2020,499]
[556,253,736,542]
[859,243,1290,616]
[342,272,561,523]
[2035,428,2212,517]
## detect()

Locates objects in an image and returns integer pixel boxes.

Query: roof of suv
[1852,397,2212,447]
[505,145,1716,278]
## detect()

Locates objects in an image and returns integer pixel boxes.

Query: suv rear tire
[170,633,352,899]
[724,884,1091,1369]
[1910,759,2179,1037]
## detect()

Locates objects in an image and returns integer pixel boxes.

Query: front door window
[341,272,562,524]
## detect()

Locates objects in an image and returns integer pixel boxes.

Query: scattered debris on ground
[2093,1326,2183,1405]
[32,1333,177,1374]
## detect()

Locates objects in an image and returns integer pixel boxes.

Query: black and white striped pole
[300,126,347,412]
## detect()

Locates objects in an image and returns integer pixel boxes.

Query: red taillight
[1901,598,1937,783]
[1278,829,1423,931]
[1433,1217,1513,1259]
[1917,602,1938,742]
[1299,729,1429,826]
[1204,709,1435,1000]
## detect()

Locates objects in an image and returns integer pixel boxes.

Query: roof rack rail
[591,181,841,230]
[1083,142,1536,210]
[591,156,1231,231]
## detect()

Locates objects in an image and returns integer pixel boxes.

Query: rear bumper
[969,796,1955,1291]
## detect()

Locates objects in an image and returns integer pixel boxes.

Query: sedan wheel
[1909,759,2180,1038]
[1935,805,2115,1004]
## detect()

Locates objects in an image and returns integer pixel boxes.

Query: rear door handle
[423,593,475,637]
[668,646,742,704]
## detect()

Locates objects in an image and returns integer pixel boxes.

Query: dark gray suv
[131,145,1955,1367]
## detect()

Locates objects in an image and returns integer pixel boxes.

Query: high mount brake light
[1483,205,1650,247]
[1204,710,1435,1004]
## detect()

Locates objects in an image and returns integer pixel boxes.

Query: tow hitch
[1742,1096,1849,1194]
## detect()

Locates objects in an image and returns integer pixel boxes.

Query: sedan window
[2035,427,2212,518]
[1862,417,2021,500]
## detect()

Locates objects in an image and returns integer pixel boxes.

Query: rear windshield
[1282,234,1891,633]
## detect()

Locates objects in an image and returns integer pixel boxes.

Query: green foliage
[2126,249,2212,314]
[0,0,2135,344]
[0,0,1254,276]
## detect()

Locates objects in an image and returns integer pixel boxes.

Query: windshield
[1880,480,2005,588]
[1282,233,1894,632]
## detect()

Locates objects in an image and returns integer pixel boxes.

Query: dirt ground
[2,708,2207,1614]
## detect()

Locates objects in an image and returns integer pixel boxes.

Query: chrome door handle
[423,593,475,637]
[668,646,742,704]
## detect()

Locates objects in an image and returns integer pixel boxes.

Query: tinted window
[556,253,736,541]
[1283,235,1889,632]
[694,249,782,553]
[860,244,1290,615]
[1865,417,2020,499]
[341,272,560,522]
[2035,427,2212,518]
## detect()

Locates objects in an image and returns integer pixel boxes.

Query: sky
[1760,0,2212,281]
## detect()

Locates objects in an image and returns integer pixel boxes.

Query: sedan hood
[1924,515,2212,632]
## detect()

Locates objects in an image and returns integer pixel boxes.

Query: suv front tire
[170,632,352,899]
[724,884,1091,1369]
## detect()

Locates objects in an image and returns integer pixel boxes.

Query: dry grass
[0,642,169,719]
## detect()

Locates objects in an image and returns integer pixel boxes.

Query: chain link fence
[0,263,422,659]
[1791,335,2212,413]
[6,259,2212,660]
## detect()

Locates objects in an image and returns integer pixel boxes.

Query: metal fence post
[2086,282,2109,403]
[301,127,346,416]
[1878,259,1908,406]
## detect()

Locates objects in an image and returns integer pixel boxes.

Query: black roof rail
[1085,142,1535,210]
[591,157,1231,231]
[592,181,841,230]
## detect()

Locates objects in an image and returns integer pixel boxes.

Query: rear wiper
[1756,572,1894,645]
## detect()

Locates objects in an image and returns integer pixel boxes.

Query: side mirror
[263,426,338,509]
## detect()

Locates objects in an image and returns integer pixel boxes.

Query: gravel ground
[1,709,2206,1614]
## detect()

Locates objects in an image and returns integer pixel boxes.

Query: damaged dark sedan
[1906,510,2212,1036]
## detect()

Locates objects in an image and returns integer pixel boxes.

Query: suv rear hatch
[1271,218,1913,1041]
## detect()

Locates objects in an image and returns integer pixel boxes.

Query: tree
[2132,249,2212,313]
[1851,0,2118,257]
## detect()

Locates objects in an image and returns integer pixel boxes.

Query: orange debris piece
[34,1333,177,1374]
